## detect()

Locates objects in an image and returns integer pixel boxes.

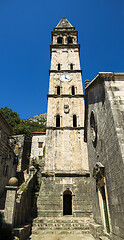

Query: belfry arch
[63,190,72,215]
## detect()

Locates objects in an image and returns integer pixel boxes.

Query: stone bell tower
[37,17,92,218]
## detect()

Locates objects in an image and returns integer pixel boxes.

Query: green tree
[0,107,46,136]
[0,107,21,128]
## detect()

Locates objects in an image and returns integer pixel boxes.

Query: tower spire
[56,17,73,28]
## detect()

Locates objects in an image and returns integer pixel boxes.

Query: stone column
[4,186,17,228]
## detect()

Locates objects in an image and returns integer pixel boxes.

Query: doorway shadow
[63,190,72,215]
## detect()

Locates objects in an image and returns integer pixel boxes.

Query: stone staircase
[30,216,111,240]
[31,216,94,235]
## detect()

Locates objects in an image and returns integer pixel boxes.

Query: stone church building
[32,17,124,240]
[31,17,124,240]
[1,17,124,240]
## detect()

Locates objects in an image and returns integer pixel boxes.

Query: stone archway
[63,190,72,215]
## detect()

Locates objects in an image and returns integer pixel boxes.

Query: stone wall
[37,173,92,218]
[10,135,31,172]
[14,170,37,227]
[50,49,80,71]
[0,113,16,206]
[4,169,37,228]
[85,73,124,240]
[45,129,88,172]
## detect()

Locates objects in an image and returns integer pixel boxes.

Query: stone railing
[14,169,37,227]
[3,167,37,239]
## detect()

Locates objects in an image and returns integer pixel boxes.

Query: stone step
[31,217,94,236]
[30,233,96,240]
[13,224,31,240]
[32,229,90,235]
[99,236,111,240]
[32,226,90,232]
[33,218,92,227]
[33,223,90,229]
[33,216,93,222]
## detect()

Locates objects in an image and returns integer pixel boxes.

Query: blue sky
[0,0,124,119]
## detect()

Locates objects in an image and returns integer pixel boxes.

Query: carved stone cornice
[52,29,77,34]
[49,69,82,74]
[99,72,114,81]
[50,44,80,51]
[47,94,84,99]
[46,127,84,130]
[42,171,90,177]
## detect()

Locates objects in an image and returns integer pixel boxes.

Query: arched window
[56,115,60,127]
[57,86,60,95]
[90,111,97,147]
[70,63,73,70]
[67,36,73,44]
[58,63,60,70]
[57,37,63,44]
[72,86,75,95]
[63,190,72,215]
[73,115,77,127]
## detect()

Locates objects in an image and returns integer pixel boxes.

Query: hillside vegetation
[0,107,46,136]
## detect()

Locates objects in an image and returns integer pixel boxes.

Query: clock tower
[38,17,92,218]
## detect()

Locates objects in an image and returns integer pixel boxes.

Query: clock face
[60,74,71,82]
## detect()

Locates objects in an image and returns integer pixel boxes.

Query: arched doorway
[63,190,72,215]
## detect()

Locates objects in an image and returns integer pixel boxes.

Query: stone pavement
[30,233,96,240]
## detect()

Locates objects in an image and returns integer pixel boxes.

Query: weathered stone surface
[0,113,16,209]
[45,129,88,172]
[45,17,89,173]
[4,186,17,227]
[37,175,92,218]
[14,171,37,227]
[85,72,124,239]
[31,216,96,239]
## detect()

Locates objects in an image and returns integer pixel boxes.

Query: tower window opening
[70,63,73,70]
[67,36,73,44]
[73,115,77,127]
[56,115,60,127]
[57,86,60,95]
[58,63,60,70]
[57,37,63,44]
[72,86,75,95]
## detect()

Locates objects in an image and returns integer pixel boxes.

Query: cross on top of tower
[56,17,73,29]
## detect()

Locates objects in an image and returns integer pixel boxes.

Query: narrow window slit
[57,86,60,95]
[58,64,60,70]
[70,64,73,70]
[56,115,60,127]
[72,86,75,95]
[73,115,77,127]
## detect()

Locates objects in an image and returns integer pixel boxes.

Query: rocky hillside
[27,113,47,123]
